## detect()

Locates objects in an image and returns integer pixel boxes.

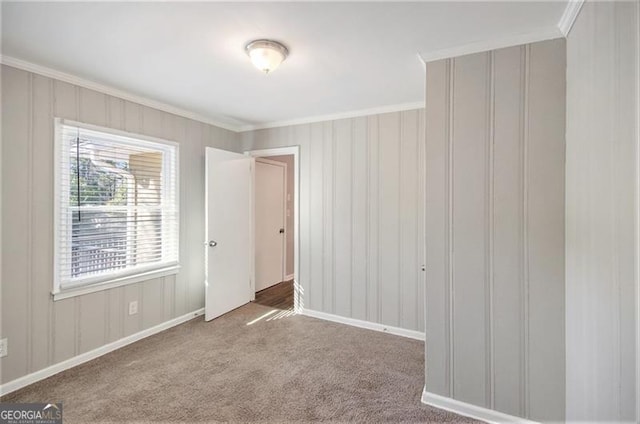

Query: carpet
[2,302,479,423]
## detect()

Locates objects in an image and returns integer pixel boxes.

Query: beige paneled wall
[565,1,639,422]
[0,64,240,385]
[242,110,426,331]
[424,38,566,421]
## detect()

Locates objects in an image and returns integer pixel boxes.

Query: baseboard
[300,308,425,341]
[284,274,294,281]
[0,308,204,397]
[421,388,539,424]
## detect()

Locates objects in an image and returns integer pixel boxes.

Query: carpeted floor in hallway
[2,302,479,423]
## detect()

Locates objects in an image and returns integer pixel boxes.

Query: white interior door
[255,158,285,292]
[205,147,253,321]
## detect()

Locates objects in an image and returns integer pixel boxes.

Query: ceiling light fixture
[245,39,289,74]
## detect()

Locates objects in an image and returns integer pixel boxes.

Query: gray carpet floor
[2,302,479,423]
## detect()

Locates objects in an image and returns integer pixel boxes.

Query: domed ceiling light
[245,39,289,74]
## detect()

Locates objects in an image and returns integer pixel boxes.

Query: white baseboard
[0,308,204,397]
[421,388,539,424]
[300,308,425,341]
[284,274,294,281]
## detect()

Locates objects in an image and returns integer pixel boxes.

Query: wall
[242,110,426,332]
[0,64,240,386]
[565,1,639,422]
[423,38,566,421]
[266,154,294,278]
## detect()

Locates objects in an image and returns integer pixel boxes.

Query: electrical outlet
[0,338,7,358]
[128,301,138,316]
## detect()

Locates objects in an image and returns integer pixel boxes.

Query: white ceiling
[1,2,569,131]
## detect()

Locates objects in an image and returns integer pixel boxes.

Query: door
[205,147,253,321]
[255,158,286,291]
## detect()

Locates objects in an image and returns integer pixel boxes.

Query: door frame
[245,146,300,312]
[254,157,288,292]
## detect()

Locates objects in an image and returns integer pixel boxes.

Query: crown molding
[418,27,563,64]
[557,0,585,37]
[240,101,424,132]
[0,55,246,133]
[1,55,424,134]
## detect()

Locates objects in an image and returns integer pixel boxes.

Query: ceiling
[1,2,569,131]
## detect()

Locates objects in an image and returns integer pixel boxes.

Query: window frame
[53,118,180,301]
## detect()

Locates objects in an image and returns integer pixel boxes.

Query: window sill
[52,265,181,301]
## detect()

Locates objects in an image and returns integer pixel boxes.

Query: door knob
[208,240,218,247]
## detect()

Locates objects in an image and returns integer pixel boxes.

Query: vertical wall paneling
[322,122,334,313]
[566,1,639,422]
[162,113,176,322]
[451,51,489,408]
[378,112,401,327]
[242,109,426,333]
[526,39,566,422]
[174,116,189,318]
[520,45,531,419]
[309,123,324,312]
[367,115,380,324]
[424,38,566,422]
[351,117,368,321]
[424,59,450,397]
[31,74,53,373]
[416,110,425,334]
[400,110,419,330]
[446,59,455,399]
[1,66,30,382]
[51,80,78,365]
[492,45,524,417]
[1,65,241,386]
[486,51,495,411]
[298,125,311,312]
[415,109,425,332]
[333,119,352,318]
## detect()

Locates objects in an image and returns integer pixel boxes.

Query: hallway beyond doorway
[254,280,293,311]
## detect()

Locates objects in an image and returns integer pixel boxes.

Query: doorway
[246,147,300,312]
[254,157,287,294]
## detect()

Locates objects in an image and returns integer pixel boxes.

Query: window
[54,119,179,298]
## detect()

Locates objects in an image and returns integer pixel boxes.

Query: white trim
[0,308,204,397]
[421,389,539,424]
[284,273,294,282]
[418,28,562,64]
[557,0,585,38]
[52,265,180,301]
[0,55,244,132]
[300,308,425,341]
[53,118,180,299]
[1,55,425,134]
[240,102,424,132]
[245,147,300,313]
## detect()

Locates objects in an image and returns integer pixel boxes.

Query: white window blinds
[55,120,179,292]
